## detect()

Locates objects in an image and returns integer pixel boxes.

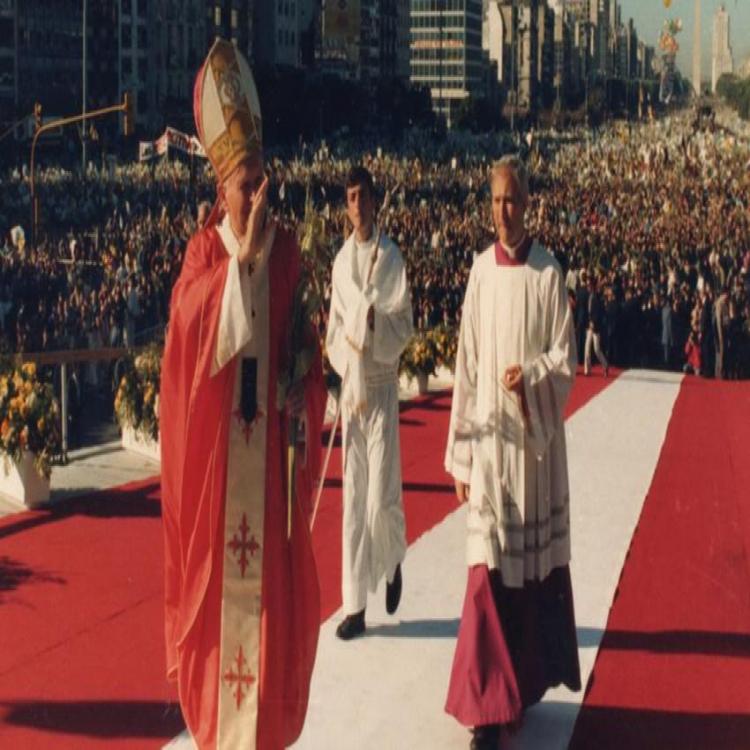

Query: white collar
[217,213,241,257]
[353,225,378,249]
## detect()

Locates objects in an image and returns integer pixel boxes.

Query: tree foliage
[717,73,750,120]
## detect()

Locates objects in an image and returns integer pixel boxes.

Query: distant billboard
[323,0,361,51]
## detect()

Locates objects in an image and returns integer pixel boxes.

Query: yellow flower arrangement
[429,324,459,373]
[400,330,439,380]
[399,325,459,381]
[114,343,162,442]
[0,359,61,478]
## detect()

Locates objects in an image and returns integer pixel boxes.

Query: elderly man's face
[222,153,264,238]
[491,169,527,247]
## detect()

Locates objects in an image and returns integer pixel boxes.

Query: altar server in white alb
[444,156,581,750]
[326,166,413,640]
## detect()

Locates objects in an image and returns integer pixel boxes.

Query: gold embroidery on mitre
[203,40,262,182]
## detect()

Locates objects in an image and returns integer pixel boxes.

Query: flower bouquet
[430,324,458,373]
[0,361,61,483]
[114,342,162,444]
[400,330,438,394]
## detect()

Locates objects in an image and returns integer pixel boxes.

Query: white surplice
[326,228,413,614]
[445,241,577,588]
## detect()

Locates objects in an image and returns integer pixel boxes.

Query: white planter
[121,424,161,463]
[0,451,51,509]
[416,371,430,395]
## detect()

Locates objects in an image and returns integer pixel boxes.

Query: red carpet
[0,370,611,748]
[569,376,750,750]
[0,478,183,749]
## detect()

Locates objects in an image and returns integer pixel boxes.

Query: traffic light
[123,91,134,136]
[33,102,42,131]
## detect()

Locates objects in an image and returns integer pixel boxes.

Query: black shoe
[470,724,500,750]
[386,564,402,615]
[336,609,366,640]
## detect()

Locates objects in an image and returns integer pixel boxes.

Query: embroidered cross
[228,512,260,578]
[223,644,256,710]
[233,406,265,445]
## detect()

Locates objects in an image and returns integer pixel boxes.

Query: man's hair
[490,155,529,200]
[345,165,375,197]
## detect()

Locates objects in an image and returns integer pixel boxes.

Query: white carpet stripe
[167,370,683,750]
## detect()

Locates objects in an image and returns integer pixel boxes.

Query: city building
[0,0,14,123]
[711,2,733,93]
[208,1,253,58]
[319,0,410,83]
[410,0,485,126]
[692,0,701,96]
[551,2,573,103]
[253,0,304,67]
[536,1,554,108]
[15,0,83,118]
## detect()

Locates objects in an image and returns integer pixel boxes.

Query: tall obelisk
[692,0,702,96]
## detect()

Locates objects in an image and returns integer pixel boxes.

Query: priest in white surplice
[444,156,581,750]
[326,166,413,640]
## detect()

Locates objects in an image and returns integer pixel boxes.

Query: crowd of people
[1,107,748,382]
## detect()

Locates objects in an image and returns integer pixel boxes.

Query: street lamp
[82,0,87,172]
[582,20,592,128]
[510,17,527,132]
[510,19,516,131]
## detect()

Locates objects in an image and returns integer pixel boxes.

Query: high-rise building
[395,0,410,79]
[410,0,484,126]
[15,0,83,117]
[636,40,653,81]
[378,0,399,78]
[588,0,608,76]
[536,2,554,108]
[254,0,303,67]
[360,0,381,81]
[118,0,163,133]
[483,0,510,85]
[319,0,408,82]
[550,2,573,102]
[711,3,733,93]
[0,0,16,121]
[692,0,701,95]
[207,1,253,59]
[154,1,206,132]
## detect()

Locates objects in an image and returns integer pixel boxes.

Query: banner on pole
[139,127,206,161]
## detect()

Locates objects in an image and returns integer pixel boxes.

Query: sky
[620,0,750,80]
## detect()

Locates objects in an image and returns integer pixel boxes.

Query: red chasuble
[160,223,325,749]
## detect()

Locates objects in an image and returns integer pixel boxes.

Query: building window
[122,0,131,16]
[122,24,132,48]
[138,25,147,48]
[214,7,221,26]
[122,55,132,76]
[232,10,238,28]
[0,18,12,47]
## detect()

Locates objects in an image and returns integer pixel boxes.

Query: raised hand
[238,175,273,269]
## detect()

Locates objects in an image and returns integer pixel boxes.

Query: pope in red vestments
[159,39,325,750]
